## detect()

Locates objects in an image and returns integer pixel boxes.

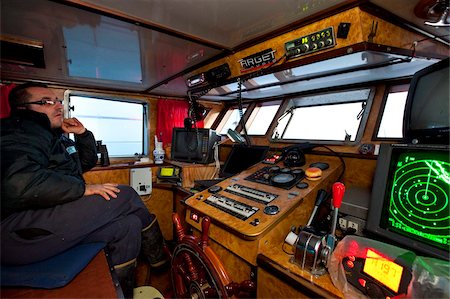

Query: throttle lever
[330,182,345,239]
[306,189,328,227]
[323,182,345,266]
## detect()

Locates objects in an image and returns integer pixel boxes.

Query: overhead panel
[186,6,448,100]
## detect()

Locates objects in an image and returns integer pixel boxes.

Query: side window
[65,91,148,157]
[375,84,409,139]
[272,88,374,144]
[216,106,248,135]
[245,101,281,135]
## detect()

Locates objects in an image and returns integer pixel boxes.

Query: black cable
[237,78,251,146]
[313,145,346,182]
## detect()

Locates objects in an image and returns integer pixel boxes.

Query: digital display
[160,167,174,177]
[363,249,404,293]
[383,150,450,250]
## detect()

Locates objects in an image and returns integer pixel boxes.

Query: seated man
[1,83,165,297]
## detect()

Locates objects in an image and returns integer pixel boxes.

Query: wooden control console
[183,155,344,297]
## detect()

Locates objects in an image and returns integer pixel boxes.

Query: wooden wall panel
[83,168,177,241]
[359,10,448,55]
[257,268,310,299]
[142,188,174,241]
[83,168,130,185]
[169,161,218,188]
[191,230,254,284]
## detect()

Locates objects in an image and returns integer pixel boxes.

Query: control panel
[184,156,342,239]
[225,184,278,205]
[285,27,335,59]
[205,194,259,220]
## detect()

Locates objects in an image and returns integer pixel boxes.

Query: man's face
[24,87,64,129]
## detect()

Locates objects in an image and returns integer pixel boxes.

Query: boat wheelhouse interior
[1,0,449,298]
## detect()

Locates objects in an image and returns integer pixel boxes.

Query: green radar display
[385,151,450,250]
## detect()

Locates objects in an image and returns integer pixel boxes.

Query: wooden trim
[360,2,450,46]
[257,254,341,299]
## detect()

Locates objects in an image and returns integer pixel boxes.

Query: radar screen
[383,149,450,251]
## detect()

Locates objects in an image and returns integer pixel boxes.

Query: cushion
[1,242,106,289]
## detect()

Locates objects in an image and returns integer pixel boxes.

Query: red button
[358,278,366,287]
[346,260,354,268]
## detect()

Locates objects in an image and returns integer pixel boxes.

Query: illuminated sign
[238,48,276,73]
[363,249,404,293]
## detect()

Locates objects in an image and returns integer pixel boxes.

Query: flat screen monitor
[171,128,220,164]
[403,58,449,144]
[366,143,450,261]
[220,145,269,178]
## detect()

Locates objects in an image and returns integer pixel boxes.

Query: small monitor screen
[404,58,449,144]
[409,66,449,131]
[380,148,450,251]
[220,145,269,178]
[172,130,203,160]
[171,128,219,164]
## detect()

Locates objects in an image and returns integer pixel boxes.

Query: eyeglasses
[21,99,64,106]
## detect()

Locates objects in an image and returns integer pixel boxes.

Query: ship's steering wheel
[170,213,255,298]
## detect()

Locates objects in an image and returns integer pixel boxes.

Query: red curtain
[156,99,204,145]
[0,83,16,118]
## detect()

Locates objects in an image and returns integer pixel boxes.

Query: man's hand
[62,117,86,135]
[84,183,120,200]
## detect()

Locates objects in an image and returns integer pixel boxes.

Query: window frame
[269,87,375,145]
[63,90,150,158]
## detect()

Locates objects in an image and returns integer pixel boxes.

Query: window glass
[282,102,363,141]
[377,91,408,138]
[251,74,279,86]
[246,103,280,135]
[203,110,219,128]
[63,18,142,83]
[272,88,373,143]
[68,94,147,157]
[217,107,247,135]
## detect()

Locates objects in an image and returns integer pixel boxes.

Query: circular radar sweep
[388,158,450,244]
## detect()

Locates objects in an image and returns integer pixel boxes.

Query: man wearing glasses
[1,82,166,297]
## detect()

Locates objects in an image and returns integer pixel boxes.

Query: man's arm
[62,118,98,172]
[1,133,86,210]
[75,130,98,172]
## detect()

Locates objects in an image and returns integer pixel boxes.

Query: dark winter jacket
[1,110,98,219]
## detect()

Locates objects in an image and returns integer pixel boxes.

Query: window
[65,91,148,157]
[375,85,409,139]
[245,101,281,135]
[272,88,374,144]
[216,106,247,135]
[63,17,142,83]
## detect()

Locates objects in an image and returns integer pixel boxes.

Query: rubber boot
[114,259,136,299]
[141,214,167,268]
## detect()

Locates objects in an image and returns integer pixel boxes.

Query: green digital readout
[284,27,335,58]
[386,151,450,250]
